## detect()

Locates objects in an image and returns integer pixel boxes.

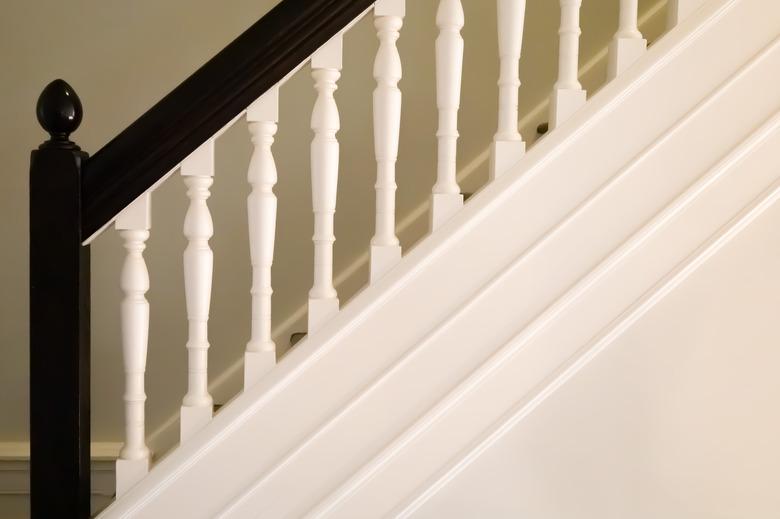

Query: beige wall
[0,0,668,449]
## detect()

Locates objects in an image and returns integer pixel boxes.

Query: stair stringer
[99,0,780,516]
[395,153,780,519]
[225,33,780,519]
[310,112,780,518]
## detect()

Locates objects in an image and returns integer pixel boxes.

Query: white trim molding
[0,441,121,490]
[0,441,121,461]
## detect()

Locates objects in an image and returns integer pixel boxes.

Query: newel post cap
[36,79,83,149]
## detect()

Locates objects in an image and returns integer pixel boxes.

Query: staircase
[27,0,780,517]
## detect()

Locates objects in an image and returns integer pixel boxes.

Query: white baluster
[430,0,465,230]
[667,0,706,29]
[115,194,151,498]
[607,0,646,80]
[245,87,279,389]
[370,0,405,283]
[490,0,527,180]
[179,142,214,441]
[550,0,586,130]
[309,36,343,334]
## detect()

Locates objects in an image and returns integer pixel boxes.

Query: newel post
[29,79,91,518]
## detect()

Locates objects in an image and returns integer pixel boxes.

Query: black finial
[36,79,83,149]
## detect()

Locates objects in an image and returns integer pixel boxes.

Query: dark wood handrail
[82,0,375,239]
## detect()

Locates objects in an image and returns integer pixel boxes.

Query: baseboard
[0,441,121,461]
[0,441,120,497]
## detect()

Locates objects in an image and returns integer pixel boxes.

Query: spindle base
[244,349,277,390]
[608,37,647,80]
[308,297,340,335]
[490,139,526,180]
[116,457,150,497]
[180,404,213,443]
[431,193,464,231]
[550,88,587,130]
[370,244,402,284]
[667,0,706,28]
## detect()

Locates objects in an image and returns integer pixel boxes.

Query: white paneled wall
[411,198,780,518]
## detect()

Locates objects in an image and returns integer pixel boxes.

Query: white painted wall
[413,197,780,519]
[0,0,669,454]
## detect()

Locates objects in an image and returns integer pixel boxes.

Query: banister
[81,0,375,240]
